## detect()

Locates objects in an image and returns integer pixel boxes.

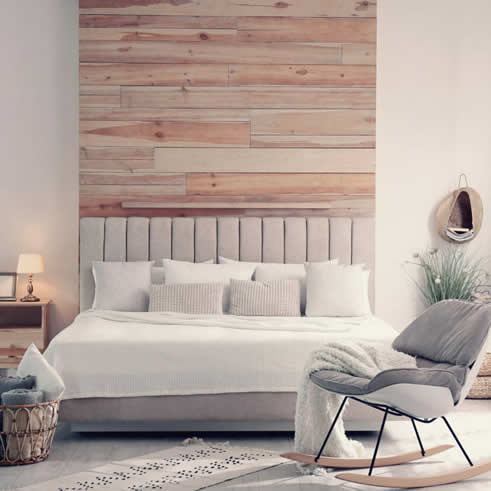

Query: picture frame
[0,272,17,301]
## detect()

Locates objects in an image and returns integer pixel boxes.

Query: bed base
[70,419,382,433]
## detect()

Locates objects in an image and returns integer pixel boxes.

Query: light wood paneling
[251,135,376,148]
[80,63,229,86]
[80,28,238,42]
[81,108,250,122]
[80,15,239,29]
[80,146,153,160]
[79,1,376,18]
[229,64,376,87]
[80,159,154,171]
[187,173,375,196]
[80,172,184,185]
[237,18,376,43]
[79,1,376,217]
[121,87,375,109]
[80,41,345,65]
[154,148,375,173]
[80,120,250,147]
[250,110,375,135]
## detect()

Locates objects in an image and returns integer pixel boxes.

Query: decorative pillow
[229,279,301,317]
[152,259,213,284]
[305,263,370,317]
[163,260,256,312]
[17,344,65,401]
[92,261,153,311]
[255,261,338,313]
[149,283,224,315]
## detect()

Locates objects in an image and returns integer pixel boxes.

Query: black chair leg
[368,407,389,476]
[411,418,425,456]
[314,396,348,462]
[442,416,473,467]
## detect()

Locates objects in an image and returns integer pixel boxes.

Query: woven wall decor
[436,175,483,243]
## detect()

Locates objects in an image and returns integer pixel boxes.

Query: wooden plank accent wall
[79,0,376,218]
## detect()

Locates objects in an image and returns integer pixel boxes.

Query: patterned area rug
[21,440,286,490]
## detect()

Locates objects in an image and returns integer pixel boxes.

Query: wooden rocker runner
[282,300,491,488]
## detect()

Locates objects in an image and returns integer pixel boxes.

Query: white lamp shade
[17,254,44,274]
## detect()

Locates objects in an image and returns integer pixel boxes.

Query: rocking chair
[283,300,491,488]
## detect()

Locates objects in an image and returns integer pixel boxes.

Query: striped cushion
[149,283,224,315]
[229,279,300,317]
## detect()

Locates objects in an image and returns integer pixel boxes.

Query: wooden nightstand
[0,300,51,368]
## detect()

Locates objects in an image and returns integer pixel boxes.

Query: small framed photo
[0,272,17,301]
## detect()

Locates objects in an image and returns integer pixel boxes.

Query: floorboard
[1,400,490,490]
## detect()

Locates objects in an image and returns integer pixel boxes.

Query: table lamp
[17,254,44,302]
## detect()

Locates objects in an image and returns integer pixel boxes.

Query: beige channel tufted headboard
[79,216,375,312]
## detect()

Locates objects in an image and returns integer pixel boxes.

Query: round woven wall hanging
[436,175,483,243]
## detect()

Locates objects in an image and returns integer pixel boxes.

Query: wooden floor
[1,400,491,490]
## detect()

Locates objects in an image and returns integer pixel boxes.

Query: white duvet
[44,311,398,400]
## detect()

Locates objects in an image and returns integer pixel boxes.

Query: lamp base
[20,294,40,302]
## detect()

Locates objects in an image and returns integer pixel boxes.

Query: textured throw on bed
[294,341,416,468]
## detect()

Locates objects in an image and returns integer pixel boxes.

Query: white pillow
[163,259,256,312]
[229,279,300,317]
[92,261,152,311]
[218,256,258,267]
[255,261,338,313]
[152,259,213,284]
[149,283,224,315]
[305,263,370,317]
[17,344,65,401]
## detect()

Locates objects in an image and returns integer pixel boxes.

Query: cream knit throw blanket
[294,341,416,471]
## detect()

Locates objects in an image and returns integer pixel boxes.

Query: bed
[47,216,397,432]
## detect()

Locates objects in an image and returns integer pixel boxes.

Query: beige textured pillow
[149,283,224,315]
[229,279,300,317]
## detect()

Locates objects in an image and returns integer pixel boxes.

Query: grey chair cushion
[310,359,468,403]
[392,300,491,366]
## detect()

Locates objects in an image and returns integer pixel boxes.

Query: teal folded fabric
[1,388,44,406]
[0,375,35,395]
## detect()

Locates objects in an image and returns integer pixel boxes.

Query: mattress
[45,310,398,400]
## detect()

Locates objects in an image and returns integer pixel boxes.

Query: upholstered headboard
[80,216,375,312]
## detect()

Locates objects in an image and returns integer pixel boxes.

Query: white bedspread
[44,311,397,400]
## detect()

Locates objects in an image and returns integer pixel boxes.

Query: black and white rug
[22,440,286,490]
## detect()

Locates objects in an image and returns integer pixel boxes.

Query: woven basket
[468,377,491,400]
[0,399,59,466]
[478,353,491,377]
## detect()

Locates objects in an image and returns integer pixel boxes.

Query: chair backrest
[393,300,491,367]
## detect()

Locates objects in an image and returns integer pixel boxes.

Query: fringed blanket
[294,341,416,471]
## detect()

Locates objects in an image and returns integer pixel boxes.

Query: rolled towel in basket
[2,389,44,462]
[0,375,36,395]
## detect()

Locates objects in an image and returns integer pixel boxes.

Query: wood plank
[80,95,121,108]
[229,64,376,86]
[251,135,376,148]
[80,201,373,218]
[121,87,375,109]
[251,109,375,135]
[80,120,250,147]
[79,1,377,18]
[80,172,184,185]
[80,85,121,95]
[154,148,374,173]
[122,198,374,209]
[80,159,155,171]
[238,18,376,43]
[343,43,376,64]
[80,28,237,42]
[80,41,343,65]
[80,15,238,29]
[80,146,153,160]
[80,63,229,86]
[80,184,185,197]
[81,107,250,122]
[187,173,375,195]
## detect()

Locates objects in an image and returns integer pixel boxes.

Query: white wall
[0,1,79,339]
[377,0,491,330]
